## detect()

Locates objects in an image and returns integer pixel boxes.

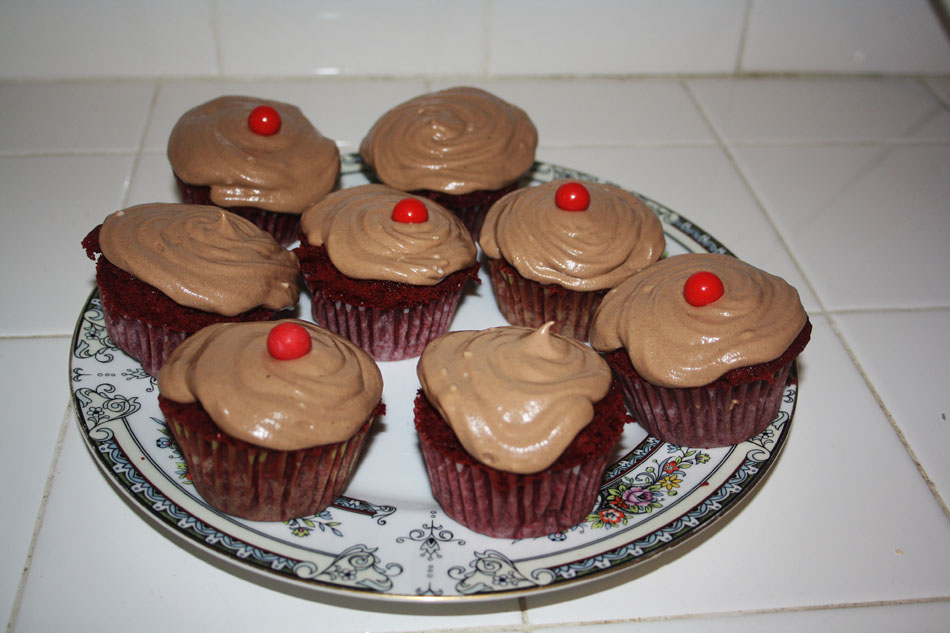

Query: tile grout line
[734,0,755,75]
[680,78,950,522]
[4,402,74,633]
[825,313,950,520]
[526,596,950,630]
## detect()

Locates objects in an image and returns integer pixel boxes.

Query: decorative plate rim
[68,158,796,604]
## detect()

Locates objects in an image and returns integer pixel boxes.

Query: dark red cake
[603,319,812,447]
[294,240,479,361]
[82,225,275,377]
[413,382,629,539]
[412,182,518,239]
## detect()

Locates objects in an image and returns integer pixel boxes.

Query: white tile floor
[1,72,949,632]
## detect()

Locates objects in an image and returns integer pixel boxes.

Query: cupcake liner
[160,397,382,522]
[309,288,464,361]
[101,302,188,377]
[175,176,301,247]
[487,258,606,342]
[413,384,628,539]
[602,319,810,448]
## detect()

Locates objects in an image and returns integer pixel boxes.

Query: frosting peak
[167,95,340,214]
[158,320,383,451]
[589,253,808,387]
[418,325,612,474]
[359,87,537,194]
[98,203,299,316]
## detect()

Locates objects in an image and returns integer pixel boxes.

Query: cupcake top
[417,324,612,474]
[158,320,383,451]
[359,86,538,195]
[479,179,666,291]
[167,95,341,214]
[300,183,477,286]
[98,203,299,316]
[589,253,808,388]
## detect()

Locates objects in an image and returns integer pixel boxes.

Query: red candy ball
[267,322,312,360]
[248,105,281,136]
[683,271,725,307]
[554,182,591,211]
[392,198,429,223]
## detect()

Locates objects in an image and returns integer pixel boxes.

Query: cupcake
[479,179,666,341]
[589,253,812,447]
[81,203,300,377]
[295,184,480,362]
[157,319,384,521]
[167,95,341,246]
[359,86,538,238]
[415,324,630,539]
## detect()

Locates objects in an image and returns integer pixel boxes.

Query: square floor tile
[524,316,950,622]
[0,155,134,336]
[689,78,950,143]
[0,0,216,80]
[217,0,483,77]
[0,337,71,627]
[742,0,950,74]
[0,82,154,155]
[731,143,950,311]
[834,309,950,506]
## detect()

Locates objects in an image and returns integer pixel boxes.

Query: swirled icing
[158,320,383,450]
[589,253,808,388]
[417,324,612,474]
[167,95,340,214]
[98,203,299,316]
[359,86,537,194]
[479,180,665,291]
[299,184,477,285]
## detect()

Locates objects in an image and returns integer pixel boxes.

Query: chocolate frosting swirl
[300,184,477,285]
[99,203,299,316]
[479,180,666,291]
[158,320,383,450]
[167,95,340,214]
[359,86,537,194]
[590,253,808,387]
[417,324,612,474]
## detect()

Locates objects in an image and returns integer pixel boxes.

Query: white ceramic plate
[69,157,798,603]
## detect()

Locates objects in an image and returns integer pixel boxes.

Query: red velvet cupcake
[82,203,299,377]
[295,184,479,362]
[168,95,341,246]
[415,324,630,539]
[479,179,665,341]
[158,320,384,522]
[590,253,811,447]
[359,86,538,238]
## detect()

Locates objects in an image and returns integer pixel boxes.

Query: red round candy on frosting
[683,271,725,307]
[248,105,281,136]
[266,322,312,360]
[392,198,429,223]
[554,182,591,211]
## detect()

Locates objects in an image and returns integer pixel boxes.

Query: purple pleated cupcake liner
[487,259,605,342]
[417,436,612,539]
[308,289,464,361]
[102,303,188,377]
[162,403,374,522]
[611,357,794,448]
